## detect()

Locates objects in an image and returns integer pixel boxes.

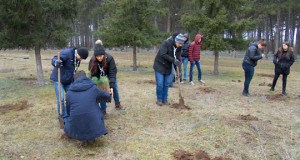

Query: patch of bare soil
[239,114,258,121]
[198,86,216,93]
[266,94,288,101]
[0,100,30,115]
[231,80,241,82]
[172,149,231,160]
[258,82,272,87]
[136,79,155,85]
[257,73,274,78]
[171,103,191,110]
[17,77,37,85]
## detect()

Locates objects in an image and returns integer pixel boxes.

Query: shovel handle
[57,52,63,117]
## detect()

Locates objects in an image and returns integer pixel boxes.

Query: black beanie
[77,48,89,59]
[74,70,86,80]
[94,44,106,56]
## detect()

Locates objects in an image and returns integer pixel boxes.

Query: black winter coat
[88,53,117,88]
[273,49,295,75]
[181,40,190,57]
[64,76,110,141]
[153,37,181,74]
[243,43,263,67]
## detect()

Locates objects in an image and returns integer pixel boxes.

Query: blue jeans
[181,57,189,81]
[155,71,172,102]
[100,80,120,110]
[53,81,70,119]
[242,62,254,93]
[189,60,202,82]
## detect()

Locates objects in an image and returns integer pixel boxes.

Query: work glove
[174,59,181,67]
[54,60,63,68]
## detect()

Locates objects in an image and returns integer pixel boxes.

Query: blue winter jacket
[64,76,110,141]
[50,48,77,85]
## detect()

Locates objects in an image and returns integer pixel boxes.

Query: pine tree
[0,0,78,84]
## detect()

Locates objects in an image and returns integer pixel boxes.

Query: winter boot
[102,109,108,119]
[115,102,125,110]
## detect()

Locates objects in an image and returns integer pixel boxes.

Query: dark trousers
[271,72,287,93]
[242,62,254,94]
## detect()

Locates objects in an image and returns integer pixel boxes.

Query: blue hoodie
[64,76,110,141]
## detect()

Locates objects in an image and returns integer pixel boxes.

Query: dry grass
[0,49,300,160]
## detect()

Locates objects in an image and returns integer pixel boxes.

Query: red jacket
[188,34,202,62]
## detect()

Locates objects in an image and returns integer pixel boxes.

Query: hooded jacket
[64,76,110,141]
[50,48,77,85]
[273,48,295,75]
[153,36,181,74]
[243,42,263,67]
[188,34,202,62]
[88,53,117,88]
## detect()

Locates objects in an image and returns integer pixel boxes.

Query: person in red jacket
[188,34,205,85]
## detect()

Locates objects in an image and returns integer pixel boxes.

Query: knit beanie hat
[94,44,106,56]
[175,34,185,44]
[74,70,86,80]
[77,48,89,60]
[183,33,189,38]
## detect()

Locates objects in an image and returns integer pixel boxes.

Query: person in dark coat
[180,33,190,84]
[64,70,111,142]
[50,47,89,122]
[270,42,295,96]
[242,40,266,96]
[153,33,185,106]
[88,40,124,117]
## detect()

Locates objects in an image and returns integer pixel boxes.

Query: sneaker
[115,102,125,110]
[190,81,195,85]
[199,80,205,84]
[242,92,250,97]
[282,92,287,96]
[162,101,170,106]
[269,88,274,91]
[156,101,163,106]
[181,80,186,84]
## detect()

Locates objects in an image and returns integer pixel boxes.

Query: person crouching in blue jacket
[64,70,111,144]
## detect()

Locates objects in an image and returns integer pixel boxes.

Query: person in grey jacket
[242,40,266,96]
[270,42,295,96]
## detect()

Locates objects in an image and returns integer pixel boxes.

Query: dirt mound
[0,100,30,114]
[231,80,241,82]
[266,94,288,101]
[258,82,272,87]
[239,114,258,121]
[172,149,231,160]
[198,86,216,93]
[136,79,155,85]
[172,103,191,110]
[257,73,274,78]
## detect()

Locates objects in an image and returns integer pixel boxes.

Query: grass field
[0,49,299,160]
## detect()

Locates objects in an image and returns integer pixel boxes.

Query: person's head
[175,33,185,47]
[73,70,86,80]
[94,44,106,62]
[183,33,189,42]
[76,48,89,61]
[257,39,267,50]
[282,42,290,51]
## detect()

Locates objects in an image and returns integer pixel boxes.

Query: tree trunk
[34,47,45,85]
[284,6,291,42]
[290,10,295,46]
[132,45,137,71]
[294,19,300,60]
[257,25,262,40]
[274,9,281,51]
[167,13,171,33]
[269,15,275,54]
[264,17,270,58]
[213,50,219,75]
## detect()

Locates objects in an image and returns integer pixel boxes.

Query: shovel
[176,66,185,106]
[57,52,64,129]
